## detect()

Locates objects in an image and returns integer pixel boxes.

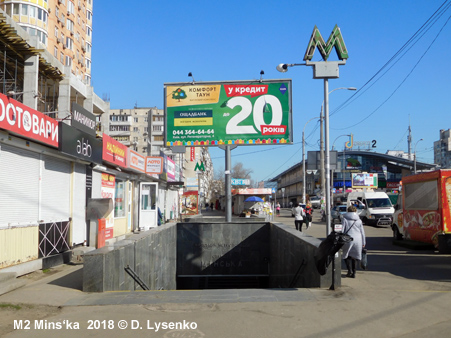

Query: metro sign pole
[304,25,349,291]
[303,24,349,237]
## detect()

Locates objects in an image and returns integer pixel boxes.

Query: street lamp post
[303,117,320,204]
[414,138,423,174]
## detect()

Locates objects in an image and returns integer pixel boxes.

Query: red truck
[392,170,451,253]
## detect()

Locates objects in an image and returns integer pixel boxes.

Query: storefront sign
[146,156,163,174]
[186,177,198,188]
[102,134,127,168]
[232,178,250,185]
[165,80,292,147]
[387,181,401,189]
[58,122,102,163]
[71,103,96,136]
[128,149,146,173]
[167,157,176,182]
[235,188,272,195]
[0,92,58,148]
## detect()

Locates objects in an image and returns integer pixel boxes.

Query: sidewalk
[2,210,451,337]
[1,260,451,337]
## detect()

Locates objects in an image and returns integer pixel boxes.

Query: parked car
[291,204,306,217]
[310,196,321,209]
[331,205,347,223]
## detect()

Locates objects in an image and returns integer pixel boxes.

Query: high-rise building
[434,129,451,168]
[0,0,105,119]
[1,0,92,85]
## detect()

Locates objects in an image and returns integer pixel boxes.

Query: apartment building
[102,106,166,157]
[434,129,451,168]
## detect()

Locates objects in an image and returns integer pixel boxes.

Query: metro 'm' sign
[304,24,349,61]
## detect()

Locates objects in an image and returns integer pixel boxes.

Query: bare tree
[231,162,253,189]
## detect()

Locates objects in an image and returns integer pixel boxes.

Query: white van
[347,191,394,227]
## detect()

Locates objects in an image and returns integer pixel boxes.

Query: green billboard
[164,79,292,147]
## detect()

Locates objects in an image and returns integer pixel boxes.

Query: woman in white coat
[341,205,366,278]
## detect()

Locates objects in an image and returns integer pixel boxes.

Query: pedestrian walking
[305,203,312,229]
[341,205,366,278]
[293,203,306,231]
[276,202,281,216]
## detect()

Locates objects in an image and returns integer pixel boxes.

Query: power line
[335,9,451,130]
[330,0,451,123]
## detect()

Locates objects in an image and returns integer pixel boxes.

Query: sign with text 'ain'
[164,80,292,147]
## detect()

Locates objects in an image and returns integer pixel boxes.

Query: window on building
[133,127,139,132]
[38,8,43,20]
[65,55,72,67]
[66,37,73,50]
[60,52,64,64]
[54,46,58,57]
[134,117,138,123]
[152,125,163,132]
[109,125,130,132]
[54,26,58,37]
[21,4,28,15]
[86,26,92,38]
[13,3,19,15]
[154,135,164,141]
[109,115,129,122]
[29,5,36,18]
[67,1,75,14]
[37,30,47,45]
[87,10,92,21]
[67,18,74,32]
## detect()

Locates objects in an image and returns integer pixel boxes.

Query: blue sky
[91,0,451,183]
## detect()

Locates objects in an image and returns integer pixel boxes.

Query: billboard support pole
[220,145,237,222]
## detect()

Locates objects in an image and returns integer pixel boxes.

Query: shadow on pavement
[48,268,83,291]
[355,236,451,283]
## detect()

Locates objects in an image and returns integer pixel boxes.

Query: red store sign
[0,93,58,148]
[102,133,127,168]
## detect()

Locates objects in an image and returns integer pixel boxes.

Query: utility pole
[320,106,325,200]
[408,116,412,161]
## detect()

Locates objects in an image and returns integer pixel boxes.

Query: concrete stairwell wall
[83,223,176,292]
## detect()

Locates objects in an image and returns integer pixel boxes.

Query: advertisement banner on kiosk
[182,191,198,215]
[101,173,115,239]
[165,79,292,147]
